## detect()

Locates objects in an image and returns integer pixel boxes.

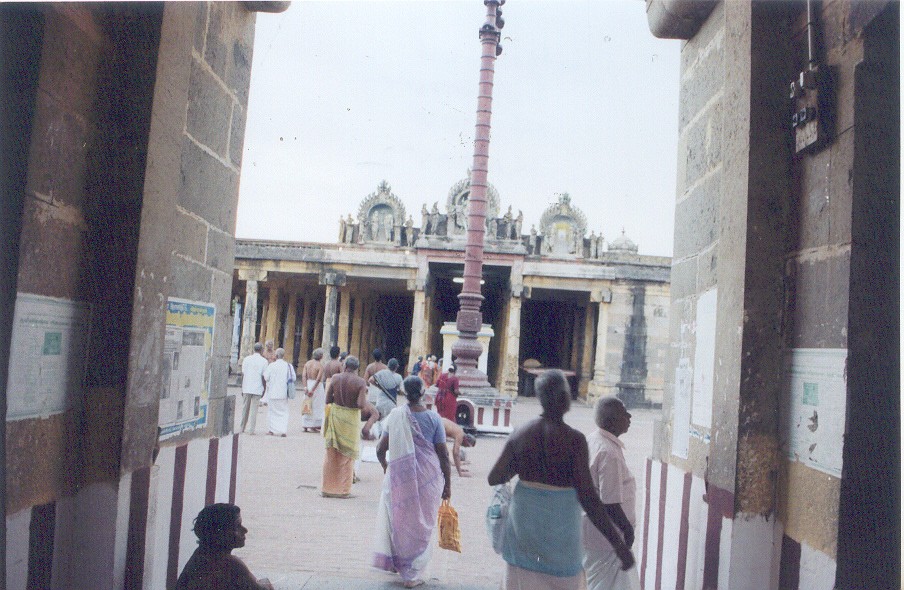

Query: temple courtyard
[230,387,657,589]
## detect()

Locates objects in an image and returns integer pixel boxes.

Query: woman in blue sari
[488,369,634,589]
[373,376,452,588]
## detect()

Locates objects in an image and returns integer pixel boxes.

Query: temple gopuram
[231,175,670,407]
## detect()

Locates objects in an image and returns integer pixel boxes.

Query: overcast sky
[236,0,682,258]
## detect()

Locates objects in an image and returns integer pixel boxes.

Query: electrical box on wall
[790,66,833,154]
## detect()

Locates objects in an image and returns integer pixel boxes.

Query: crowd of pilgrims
[177,344,640,589]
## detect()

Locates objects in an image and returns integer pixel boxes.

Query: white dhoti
[267,398,289,435]
[582,551,640,590]
[301,379,326,429]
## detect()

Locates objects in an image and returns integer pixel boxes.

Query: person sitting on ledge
[175,503,273,590]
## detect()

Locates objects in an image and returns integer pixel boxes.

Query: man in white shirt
[582,397,640,590]
[240,343,269,434]
[262,348,295,437]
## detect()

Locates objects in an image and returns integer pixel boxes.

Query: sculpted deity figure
[421,204,430,234]
[404,216,414,246]
[384,213,394,242]
[488,217,498,239]
[339,216,347,243]
[501,206,513,240]
[430,202,440,236]
[530,224,538,254]
[514,210,523,239]
[345,214,355,243]
[589,230,598,258]
[596,234,605,256]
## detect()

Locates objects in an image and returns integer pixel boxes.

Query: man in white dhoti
[582,397,641,590]
[301,348,326,433]
[240,343,268,434]
[262,348,294,437]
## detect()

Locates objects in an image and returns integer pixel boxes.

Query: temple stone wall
[644,2,898,588]
[4,4,262,588]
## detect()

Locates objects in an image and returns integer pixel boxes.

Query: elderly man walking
[262,348,295,437]
[240,343,268,434]
[582,397,641,590]
[321,355,368,498]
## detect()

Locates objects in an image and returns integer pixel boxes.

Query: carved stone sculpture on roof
[445,171,501,237]
[357,181,406,244]
[538,193,588,258]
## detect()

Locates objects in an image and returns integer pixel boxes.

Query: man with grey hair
[582,397,640,590]
[262,348,295,437]
[240,343,268,434]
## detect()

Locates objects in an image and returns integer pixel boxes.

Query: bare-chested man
[301,348,325,433]
[323,345,344,387]
[322,356,368,498]
[363,348,387,382]
[441,417,476,477]
[488,369,634,586]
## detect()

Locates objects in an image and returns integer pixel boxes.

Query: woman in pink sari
[373,376,452,588]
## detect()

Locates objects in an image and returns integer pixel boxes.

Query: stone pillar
[238,270,266,362]
[587,289,612,402]
[297,290,312,367]
[499,292,522,397]
[259,296,269,343]
[579,302,596,398]
[337,287,352,352]
[312,294,324,353]
[319,271,345,349]
[265,285,280,345]
[409,285,427,361]
[283,290,298,364]
[348,293,366,366]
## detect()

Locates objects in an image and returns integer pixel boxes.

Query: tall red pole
[452,0,504,392]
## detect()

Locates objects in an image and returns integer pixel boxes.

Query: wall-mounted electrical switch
[790,66,831,154]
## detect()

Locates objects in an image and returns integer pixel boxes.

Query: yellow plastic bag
[437,499,462,552]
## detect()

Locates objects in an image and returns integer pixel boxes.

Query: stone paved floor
[230,386,657,589]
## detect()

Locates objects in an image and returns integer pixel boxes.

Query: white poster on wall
[785,348,847,477]
[692,288,717,428]
[671,358,692,459]
[6,294,91,420]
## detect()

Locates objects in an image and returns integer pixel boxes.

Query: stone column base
[586,380,616,406]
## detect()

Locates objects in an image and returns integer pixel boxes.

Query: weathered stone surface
[792,129,854,251]
[40,7,104,120]
[186,60,232,157]
[170,256,213,301]
[26,93,92,207]
[673,173,719,259]
[678,101,723,190]
[6,411,80,514]
[16,198,86,300]
[779,460,841,558]
[206,226,235,273]
[229,103,246,167]
[785,253,851,348]
[178,136,239,232]
[173,208,208,262]
[192,1,207,54]
[678,25,724,130]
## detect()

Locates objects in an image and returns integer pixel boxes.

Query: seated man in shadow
[175,503,274,590]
